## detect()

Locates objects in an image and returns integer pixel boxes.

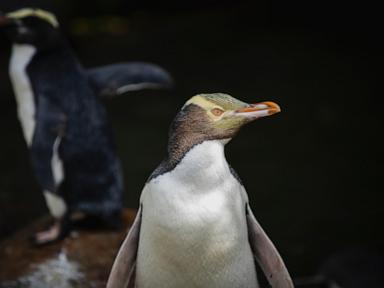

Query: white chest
[9,44,37,146]
[136,141,257,288]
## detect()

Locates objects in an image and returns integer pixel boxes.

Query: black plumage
[28,43,124,217]
[0,8,172,243]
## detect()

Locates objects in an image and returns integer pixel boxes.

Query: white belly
[9,44,37,146]
[136,141,258,288]
[9,44,66,218]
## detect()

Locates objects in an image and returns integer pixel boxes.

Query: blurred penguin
[0,8,173,245]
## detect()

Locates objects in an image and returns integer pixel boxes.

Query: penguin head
[0,8,60,49]
[170,93,281,145]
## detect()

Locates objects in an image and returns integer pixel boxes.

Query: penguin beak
[0,14,12,27]
[235,101,281,119]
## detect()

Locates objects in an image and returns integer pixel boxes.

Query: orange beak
[235,101,281,119]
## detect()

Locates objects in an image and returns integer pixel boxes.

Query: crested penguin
[107,93,293,288]
[0,8,173,245]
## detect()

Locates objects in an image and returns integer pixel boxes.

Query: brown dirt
[0,209,136,288]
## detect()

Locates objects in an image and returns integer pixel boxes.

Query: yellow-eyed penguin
[107,93,293,288]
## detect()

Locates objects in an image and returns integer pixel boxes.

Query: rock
[0,209,136,288]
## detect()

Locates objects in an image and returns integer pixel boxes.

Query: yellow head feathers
[6,8,59,28]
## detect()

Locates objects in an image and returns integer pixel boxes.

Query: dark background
[0,0,382,279]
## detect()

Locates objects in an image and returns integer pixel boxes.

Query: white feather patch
[116,82,165,94]
[51,136,64,186]
[43,191,66,219]
[9,44,37,146]
[45,136,66,218]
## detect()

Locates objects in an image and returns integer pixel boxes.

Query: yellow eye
[211,108,224,117]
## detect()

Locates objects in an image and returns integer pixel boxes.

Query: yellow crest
[6,8,59,28]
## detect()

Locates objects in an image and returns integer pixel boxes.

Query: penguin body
[1,8,172,244]
[23,38,123,217]
[107,93,293,288]
[137,140,257,288]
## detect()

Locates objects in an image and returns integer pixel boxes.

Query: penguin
[0,8,173,245]
[107,93,293,288]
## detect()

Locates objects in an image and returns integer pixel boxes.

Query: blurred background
[0,0,382,282]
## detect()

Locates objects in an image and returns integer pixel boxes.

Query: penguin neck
[149,135,231,182]
[168,139,230,184]
[9,44,37,146]
[167,131,211,167]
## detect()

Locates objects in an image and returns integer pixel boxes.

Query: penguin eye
[211,108,224,117]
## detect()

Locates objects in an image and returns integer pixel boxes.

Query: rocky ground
[0,209,136,288]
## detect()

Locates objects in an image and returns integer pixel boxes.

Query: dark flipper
[107,206,142,288]
[246,205,294,288]
[87,62,173,98]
